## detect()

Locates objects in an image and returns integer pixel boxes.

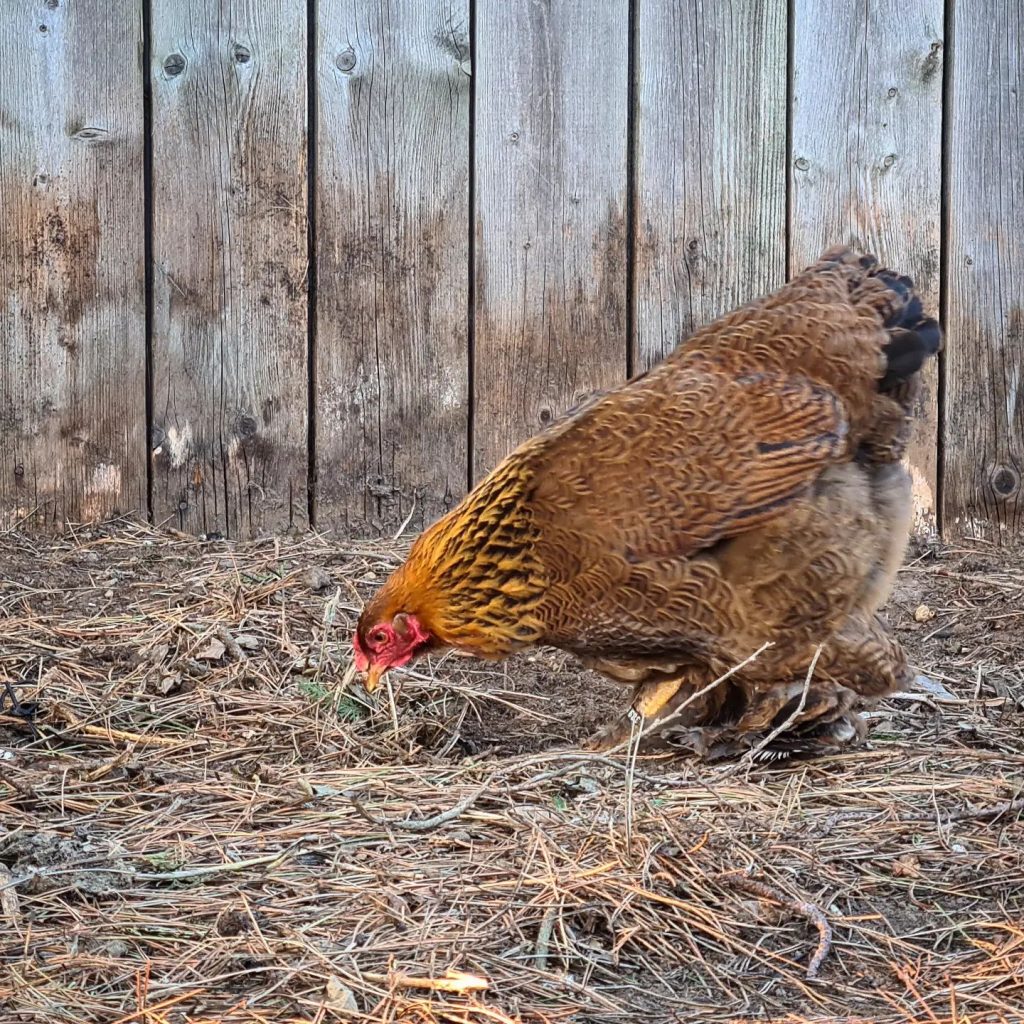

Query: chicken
[352,247,941,758]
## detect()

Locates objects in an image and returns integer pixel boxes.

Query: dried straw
[1,522,1022,1023]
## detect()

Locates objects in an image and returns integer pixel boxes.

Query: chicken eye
[370,628,388,646]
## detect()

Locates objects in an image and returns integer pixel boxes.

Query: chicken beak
[341,657,385,695]
[362,663,385,694]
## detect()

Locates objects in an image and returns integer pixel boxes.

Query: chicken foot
[582,674,686,752]
[655,614,911,760]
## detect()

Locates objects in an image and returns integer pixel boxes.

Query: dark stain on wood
[150,0,308,538]
[316,0,470,536]
[920,41,943,84]
[0,0,146,529]
[473,0,629,479]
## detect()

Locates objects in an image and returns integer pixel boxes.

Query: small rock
[234,634,260,651]
[308,567,333,593]
[913,604,936,623]
[104,589,114,599]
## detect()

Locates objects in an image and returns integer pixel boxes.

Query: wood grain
[150,0,308,538]
[944,0,1023,535]
[0,1,145,527]
[633,0,787,370]
[315,0,470,536]
[472,0,629,480]
[791,0,944,529]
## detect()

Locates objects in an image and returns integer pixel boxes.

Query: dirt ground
[1,523,1022,1024]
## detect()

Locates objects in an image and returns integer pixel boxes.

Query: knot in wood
[163,53,186,77]
[989,464,1020,498]
[336,47,357,73]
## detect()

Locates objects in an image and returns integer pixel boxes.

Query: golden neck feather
[365,456,549,658]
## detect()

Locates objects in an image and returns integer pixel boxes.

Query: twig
[719,870,833,980]
[534,905,558,970]
[624,711,642,855]
[390,781,491,831]
[45,706,201,749]
[216,625,248,662]
[900,796,1024,825]
[110,990,205,1024]
[133,845,299,882]
[362,969,489,993]
[392,500,417,540]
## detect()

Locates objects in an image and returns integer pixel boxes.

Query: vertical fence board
[945,2,1023,535]
[150,0,308,538]
[473,1,629,479]
[633,0,786,370]
[791,0,944,529]
[0,1,145,528]
[316,0,470,535]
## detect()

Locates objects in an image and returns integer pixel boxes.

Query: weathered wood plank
[633,0,787,370]
[0,1,145,528]
[150,0,308,538]
[473,0,629,480]
[944,1,1023,535]
[791,0,944,529]
[316,0,470,535]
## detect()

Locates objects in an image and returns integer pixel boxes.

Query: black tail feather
[874,269,942,393]
[879,320,942,391]
[813,246,942,400]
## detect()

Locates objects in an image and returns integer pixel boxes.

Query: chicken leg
[582,673,687,751]
[655,612,912,759]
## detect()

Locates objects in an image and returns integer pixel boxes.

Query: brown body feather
[358,248,942,756]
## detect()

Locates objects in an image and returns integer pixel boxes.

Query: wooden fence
[1,0,1021,539]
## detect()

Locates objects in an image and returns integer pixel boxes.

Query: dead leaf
[0,864,22,927]
[911,674,957,701]
[195,638,226,661]
[156,673,182,696]
[891,855,921,879]
[325,975,358,1012]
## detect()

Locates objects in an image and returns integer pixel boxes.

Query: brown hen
[352,247,941,758]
